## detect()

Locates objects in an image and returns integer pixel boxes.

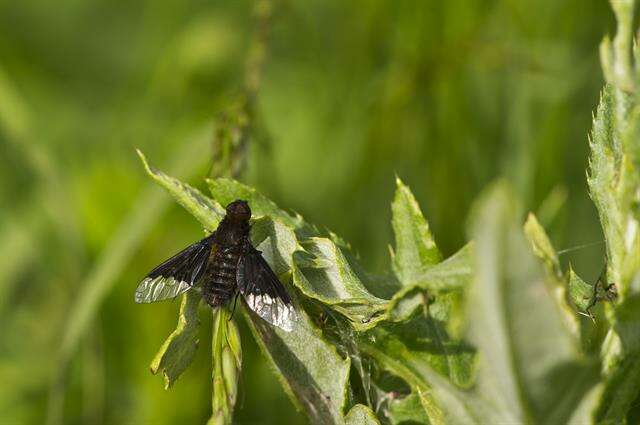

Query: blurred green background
[0,0,614,424]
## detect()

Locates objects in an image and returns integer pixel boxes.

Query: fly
[134,199,296,332]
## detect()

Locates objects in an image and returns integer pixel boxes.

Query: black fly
[135,200,296,332]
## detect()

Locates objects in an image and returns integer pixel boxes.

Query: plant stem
[209,307,242,425]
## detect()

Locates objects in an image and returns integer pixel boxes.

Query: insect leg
[228,291,241,321]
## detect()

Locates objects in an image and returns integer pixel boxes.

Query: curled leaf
[150,291,201,389]
[293,237,388,330]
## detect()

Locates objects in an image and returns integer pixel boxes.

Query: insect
[134,199,296,332]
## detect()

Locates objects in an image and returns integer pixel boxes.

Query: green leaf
[416,386,473,425]
[138,164,353,424]
[524,212,561,277]
[399,242,474,293]
[368,184,602,425]
[150,291,201,389]
[465,183,599,424]
[597,353,640,424]
[596,292,640,423]
[391,177,442,285]
[344,404,380,425]
[293,237,389,330]
[243,306,351,425]
[386,243,473,323]
[360,312,475,391]
[524,212,581,337]
[387,393,431,425]
[249,216,301,274]
[360,321,478,424]
[607,0,635,91]
[138,149,225,231]
[208,179,391,330]
[567,383,604,425]
[568,267,595,312]
[250,215,389,330]
[208,308,242,425]
[587,87,621,260]
[588,5,640,420]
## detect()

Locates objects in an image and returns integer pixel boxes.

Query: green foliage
[386,393,432,425]
[140,153,609,424]
[209,307,242,425]
[137,18,640,413]
[4,0,640,424]
[150,291,202,389]
[391,176,442,284]
[345,404,380,425]
[587,1,640,424]
[244,305,351,424]
[465,184,598,424]
[568,267,596,313]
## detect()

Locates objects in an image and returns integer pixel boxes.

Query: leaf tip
[394,174,407,190]
[136,148,155,176]
[162,372,174,390]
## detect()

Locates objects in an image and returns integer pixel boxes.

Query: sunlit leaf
[524,212,561,277]
[360,312,475,390]
[386,243,473,322]
[250,216,301,273]
[243,306,351,424]
[293,237,388,330]
[588,4,640,419]
[524,212,581,337]
[465,183,599,424]
[250,216,389,330]
[345,404,380,425]
[139,164,353,423]
[150,291,201,389]
[368,184,601,425]
[597,293,640,423]
[391,177,442,285]
[568,267,595,312]
[587,85,626,291]
[386,392,431,425]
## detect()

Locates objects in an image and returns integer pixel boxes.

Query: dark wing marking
[134,237,213,303]
[237,248,296,332]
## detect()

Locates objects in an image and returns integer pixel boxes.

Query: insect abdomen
[202,247,240,307]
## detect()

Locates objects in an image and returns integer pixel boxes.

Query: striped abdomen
[202,246,241,307]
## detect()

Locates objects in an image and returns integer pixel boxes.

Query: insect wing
[237,249,296,332]
[135,238,213,303]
